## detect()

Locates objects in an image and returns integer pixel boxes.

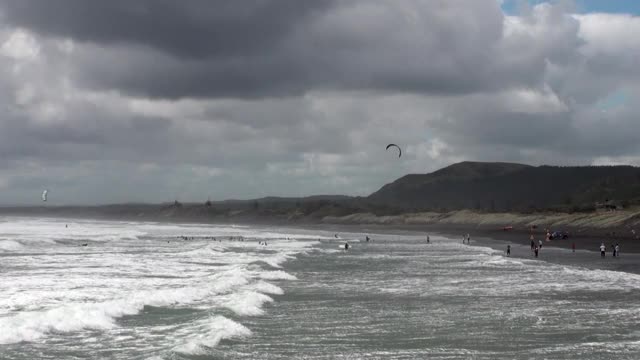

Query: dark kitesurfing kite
[386,144,402,158]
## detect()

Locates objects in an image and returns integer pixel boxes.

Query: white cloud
[1,1,640,204]
[0,29,40,61]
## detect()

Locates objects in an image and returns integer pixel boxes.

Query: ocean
[1,217,639,359]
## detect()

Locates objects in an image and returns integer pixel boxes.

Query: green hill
[367,161,640,212]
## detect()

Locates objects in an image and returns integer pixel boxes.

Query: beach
[2,216,640,359]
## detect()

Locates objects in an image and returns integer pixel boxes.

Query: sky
[1,0,640,205]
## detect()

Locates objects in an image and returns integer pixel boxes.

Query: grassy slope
[322,208,640,231]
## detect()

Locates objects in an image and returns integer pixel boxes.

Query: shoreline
[3,212,640,275]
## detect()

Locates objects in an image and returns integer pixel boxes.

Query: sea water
[1,217,639,359]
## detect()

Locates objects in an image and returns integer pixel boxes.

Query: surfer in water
[344,242,350,251]
[427,235,430,244]
[506,245,511,257]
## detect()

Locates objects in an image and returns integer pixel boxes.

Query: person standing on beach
[600,243,606,257]
[534,246,539,258]
[615,243,620,257]
[506,245,511,257]
[530,238,535,251]
[467,234,471,244]
[538,239,543,249]
[611,244,616,257]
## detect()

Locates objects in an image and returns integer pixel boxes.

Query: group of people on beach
[514,234,622,259]
[416,226,628,262]
[599,242,620,257]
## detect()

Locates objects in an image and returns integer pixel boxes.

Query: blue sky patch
[502,0,640,15]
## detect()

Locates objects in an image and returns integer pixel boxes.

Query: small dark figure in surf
[81,243,88,247]
[611,244,616,257]
[531,239,535,251]
[534,246,539,258]
[506,245,511,257]
[344,242,349,250]
[366,236,370,242]
[427,235,430,244]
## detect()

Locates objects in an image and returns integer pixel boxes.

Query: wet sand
[294,222,640,274]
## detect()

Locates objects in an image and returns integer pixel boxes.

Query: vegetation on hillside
[368,162,640,212]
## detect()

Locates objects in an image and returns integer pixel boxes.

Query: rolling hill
[367,161,640,212]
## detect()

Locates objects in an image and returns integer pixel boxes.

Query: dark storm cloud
[0,0,547,99]
[0,0,333,58]
[2,1,640,205]
[0,0,336,98]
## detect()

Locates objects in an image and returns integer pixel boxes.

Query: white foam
[0,217,327,346]
[0,300,138,344]
[222,291,274,316]
[0,273,257,344]
[249,281,285,295]
[173,316,251,355]
[0,240,24,251]
[256,270,297,281]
